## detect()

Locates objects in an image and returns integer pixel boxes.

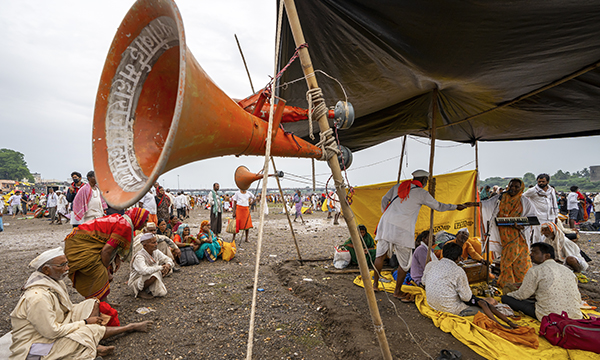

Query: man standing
[9,191,22,218]
[73,171,107,223]
[66,172,85,227]
[522,173,558,243]
[46,187,58,224]
[9,248,152,359]
[372,169,467,301]
[567,186,580,229]
[209,183,223,235]
[140,190,158,224]
[594,192,600,227]
[56,190,69,225]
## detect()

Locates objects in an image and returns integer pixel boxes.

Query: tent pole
[474,141,479,237]
[272,157,303,264]
[397,135,408,183]
[425,89,438,264]
[283,1,392,358]
[312,158,316,191]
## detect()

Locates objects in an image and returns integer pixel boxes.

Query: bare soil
[0,208,598,360]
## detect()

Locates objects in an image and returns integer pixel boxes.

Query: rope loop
[315,128,340,161]
[306,87,327,140]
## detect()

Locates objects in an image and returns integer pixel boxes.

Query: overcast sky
[1,0,599,192]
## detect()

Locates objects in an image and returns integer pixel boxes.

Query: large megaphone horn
[234,166,284,191]
[92,0,323,209]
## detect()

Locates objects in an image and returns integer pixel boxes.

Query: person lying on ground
[129,234,174,299]
[340,224,377,266]
[195,220,222,262]
[540,222,588,272]
[501,242,583,321]
[423,243,518,328]
[9,248,152,360]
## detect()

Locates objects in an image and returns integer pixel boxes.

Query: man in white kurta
[129,234,174,299]
[131,223,181,263]
[522,174,558,244]
[373,169,466,300]
[9,248,106,360]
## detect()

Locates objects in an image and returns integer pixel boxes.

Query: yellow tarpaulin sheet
[353,272,600,360]
[350,170,478,237]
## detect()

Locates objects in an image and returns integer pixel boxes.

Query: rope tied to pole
[315,128,340,161]
[306,87,327,140]
[263,43,308,98]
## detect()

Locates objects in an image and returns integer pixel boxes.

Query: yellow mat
[354,271,600,360]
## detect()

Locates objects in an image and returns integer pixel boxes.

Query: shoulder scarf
[397,179,423,203]
[211,189,222,214]
[73,183,108,221]
[532,184,558,217]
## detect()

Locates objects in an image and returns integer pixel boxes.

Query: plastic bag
[333,245,351,269]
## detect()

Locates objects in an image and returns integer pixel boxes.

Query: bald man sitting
[9,248,152,360]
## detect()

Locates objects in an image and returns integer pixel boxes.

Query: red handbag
[539,311,600,353]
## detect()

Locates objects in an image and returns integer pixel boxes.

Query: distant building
[0,180,16,192]
[31,172,42,183]
[591,166,600,182]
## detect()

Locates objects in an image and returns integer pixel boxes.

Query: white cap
[146,222,157,229]
[412,169,429,178]
[29,247,65,269]
[140,233,155,243]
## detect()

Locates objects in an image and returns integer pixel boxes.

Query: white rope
[315,128,340,161]
[245,1,284,358]
[306,87,327,140]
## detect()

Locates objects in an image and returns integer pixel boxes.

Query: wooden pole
[312,158,316,191]
[283,1,392,358]
[474,140,479,238]
[234,34,255,94]
[272,157,303,264]
[396,135,408,183]
[425,90,439,264]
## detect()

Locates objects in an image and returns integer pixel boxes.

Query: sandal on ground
[435,349,462,360]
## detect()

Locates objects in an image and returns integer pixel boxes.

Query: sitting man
[10,248,151,360]
[129,233,174,299]
[434,228,489,265]
[132,222,181,266]
[540,222,588,273]
[410,230,438,286]
[423,243,517,327]
[501,242,583,320]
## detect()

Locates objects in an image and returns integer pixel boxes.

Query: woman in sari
[155,187,171,222]
[341,224,377,265]
[170,215,182,233]
[157,218,173,239]
[497,179,533,288]
[173,224,199,251]
[196,220,222,262]
[64,208,149,300]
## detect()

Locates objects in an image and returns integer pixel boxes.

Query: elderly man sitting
[129,233,174,299]
[132,222,181,267]
[10,248,152,360]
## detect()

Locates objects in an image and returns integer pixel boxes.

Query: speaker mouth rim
[92,0,186,209]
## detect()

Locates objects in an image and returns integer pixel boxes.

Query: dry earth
[0,207,598,360]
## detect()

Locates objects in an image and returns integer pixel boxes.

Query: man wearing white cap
[132,222,181,265]
[129,233,174,299]
[9,248,152,360]
[373,169,467,301]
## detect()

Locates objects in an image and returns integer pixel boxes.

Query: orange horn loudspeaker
[234,166,284,191]
[92,0,323,209]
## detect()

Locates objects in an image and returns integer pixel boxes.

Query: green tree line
[0,148,34,182]
[480,168,600,193]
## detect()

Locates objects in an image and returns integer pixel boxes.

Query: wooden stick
[326,268,397,274]
[396,135,407,183]
[426,89,438,264]
[474,140,479,238]
[284,258,332,263]
[312,158,316,191]
[272,157,303,264]
[234,34,255,94]
[283,1,392,358]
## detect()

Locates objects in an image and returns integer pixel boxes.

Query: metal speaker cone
[234,165,284,191]
[92,0,323,209]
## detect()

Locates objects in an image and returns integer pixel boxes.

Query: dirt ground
[0,207,598,360]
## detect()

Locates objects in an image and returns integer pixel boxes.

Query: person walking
[46,187,58,224]
[293,190,305,224]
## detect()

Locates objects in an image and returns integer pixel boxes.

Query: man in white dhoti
[522,174,558,244]
[373,169,467,301]
[10,248,152,360]
[129,233,174,299]
[132,222,181,265]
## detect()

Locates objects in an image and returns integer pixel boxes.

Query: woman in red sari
[155,186,171,223]
[64,208,149,300]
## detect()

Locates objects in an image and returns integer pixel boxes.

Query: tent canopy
[276,0,600,152]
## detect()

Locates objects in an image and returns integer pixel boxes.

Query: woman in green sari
[196,220,222,262]
[342,224,377,265]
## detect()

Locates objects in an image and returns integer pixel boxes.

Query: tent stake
[426,89,438,264]
[396,135,407,183]
[283,1,392,358]
[272,157,304,264]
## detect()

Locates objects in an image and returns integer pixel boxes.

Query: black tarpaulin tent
[275,0,600,151]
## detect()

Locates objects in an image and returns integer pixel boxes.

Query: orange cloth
[148,214,158,225]
[472,312,539,349]
[497,179,531,288]
[235,205,253,232]
[435,238,485,261]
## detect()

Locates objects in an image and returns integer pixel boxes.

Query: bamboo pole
[312,158,316,191]
[283,1,392,358]
[474,141,479,238]
[234,34,255,94]
[425,90,439,264]
[271,157,304,264]
[396,135,408,183]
